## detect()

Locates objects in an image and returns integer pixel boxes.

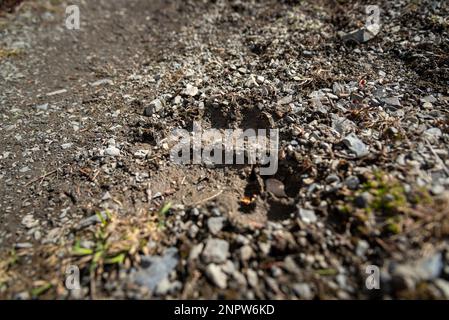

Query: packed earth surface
[0,0,449,299]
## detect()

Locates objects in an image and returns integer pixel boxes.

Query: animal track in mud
[134,100,301,221]
[204,101,237,129]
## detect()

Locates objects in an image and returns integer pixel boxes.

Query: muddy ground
[0,0,449,299]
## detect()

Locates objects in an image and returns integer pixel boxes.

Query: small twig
[25,169,57,187]
[189,189,224,206]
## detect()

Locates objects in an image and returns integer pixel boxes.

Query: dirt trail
[0,0,182,241]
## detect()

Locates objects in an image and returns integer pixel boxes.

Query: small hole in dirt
[264,160,302,198]
[204,102,235,129]
[267,199,296,221]
[240,107,271,130]
[131,121,168,146]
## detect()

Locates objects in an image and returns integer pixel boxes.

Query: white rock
[256,75,265,83]
[366,23,380,36]
[22,214,39,229]
[202,238,229,264]
[144,99,164,116]
[35,103,49,111]
[189,243,204,261]
[206,264,227,289]
[246,269,259,288]
[240,245,253,261]
[277,95,293,105]
[90,79,113,87]
[105,146,120,157]
[207,217,225,235]
[61,143,73,150]
[134,149,150,159]
[293,283,313,299]
[424,127,442,138]
[19,166,30,173]
[107,138,116,147]
[343,133,369,158]
[298,208,317,224]
[183,84,199,97]
[174,95,182,105]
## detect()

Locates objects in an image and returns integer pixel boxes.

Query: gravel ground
[0,0,449,299]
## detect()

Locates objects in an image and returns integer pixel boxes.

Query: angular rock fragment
[144,99,164,116]
[343,133,369,158]
[202,238,229,264]
[340,24,380,44]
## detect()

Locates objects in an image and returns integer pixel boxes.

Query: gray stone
[431,185,444,195]
[221,260,236,274]
[381,96,402,107]
[345,176,360,190]
[356,240,370,257]
[61,143,73,150]
[90,79,113,87]
[155,278,181,296]
[246,269,259,288]
[421,95,437,103]
[424,127,442,138]
[434,279,449,299]
[101,192,112,201]
[183,84,199,97]
[144,99,164,116]
[265,178,287,197]
[331,115,355,136]
[133,248,179,292]
[77,212,109,229]
[240,245,253,261]
[277,95,293,105]
[46,89,67,96]
[422,102,433,109]
[206,264,227,289]
[35,103,49,111]
[207,217,226,235]
[298,208,317,224]
[326,174,340,184]
[19,166,30,173]
[105,146,120,157]
[332,82,345,96]
[283,256,301,274]
[134,149,150,159]
[188,243,204,261]
[15,243,33,249]
[373,87,387,99]
[343,133,369,158]
[154,277,171,296]
[15,291,31,300]
[354,192,373,208]
[202,238,229,264]
[293,283,313,299]
[21,214,38,229]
